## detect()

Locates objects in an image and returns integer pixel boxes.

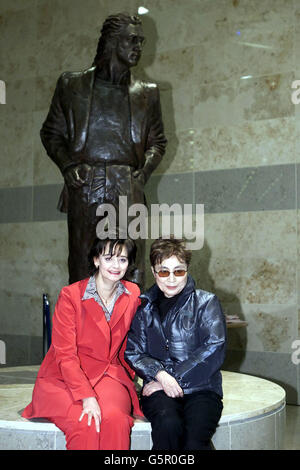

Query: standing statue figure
[40,13,167,287]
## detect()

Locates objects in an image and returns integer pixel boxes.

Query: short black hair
[88,237,137,276]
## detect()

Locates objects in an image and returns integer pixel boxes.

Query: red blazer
[22,278,143,420]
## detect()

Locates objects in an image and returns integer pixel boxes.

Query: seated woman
[22,237,143,450]
[125,237,227,450]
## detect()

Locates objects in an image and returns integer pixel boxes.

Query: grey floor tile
[130,432,152,450]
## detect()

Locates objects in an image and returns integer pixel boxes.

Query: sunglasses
[154,269,187,278]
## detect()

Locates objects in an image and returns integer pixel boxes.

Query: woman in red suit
[22,237,143,450]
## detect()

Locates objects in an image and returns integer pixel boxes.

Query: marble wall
[0,0,299,403]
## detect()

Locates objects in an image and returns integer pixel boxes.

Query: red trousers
[52,376,134,450]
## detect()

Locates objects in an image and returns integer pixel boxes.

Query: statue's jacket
[40,66,167,212]
[125,275,227,398]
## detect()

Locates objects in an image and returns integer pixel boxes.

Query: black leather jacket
[125,275,227,397]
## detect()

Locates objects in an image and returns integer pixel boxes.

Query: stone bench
[0,368,286,450]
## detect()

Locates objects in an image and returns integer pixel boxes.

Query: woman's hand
[79,397,101,433]
[142,380,164,397]
[155,371,183,398]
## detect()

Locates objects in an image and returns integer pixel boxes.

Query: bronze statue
[40,13,167,287]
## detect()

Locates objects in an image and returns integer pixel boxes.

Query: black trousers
[141,390,223,451]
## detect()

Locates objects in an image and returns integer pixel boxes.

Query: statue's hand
[64,164,90,189]
[132,169,146,186]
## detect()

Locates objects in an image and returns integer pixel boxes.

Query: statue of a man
[40,13,167,286]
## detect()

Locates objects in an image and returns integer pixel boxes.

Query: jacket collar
[140,274,195,306]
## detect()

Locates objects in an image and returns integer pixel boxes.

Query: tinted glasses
[154,268,187,278]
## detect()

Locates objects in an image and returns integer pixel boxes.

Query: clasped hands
[142,370,183,399]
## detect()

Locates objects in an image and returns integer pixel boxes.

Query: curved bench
[0,368,285,450]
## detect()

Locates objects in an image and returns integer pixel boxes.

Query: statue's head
[93,13,145,69]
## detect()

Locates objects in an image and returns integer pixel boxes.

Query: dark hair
[150,237,192,268]
[88,237,137,276]
[93,13,142,66]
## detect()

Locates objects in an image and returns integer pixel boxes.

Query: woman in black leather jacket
[125,237,227,450]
